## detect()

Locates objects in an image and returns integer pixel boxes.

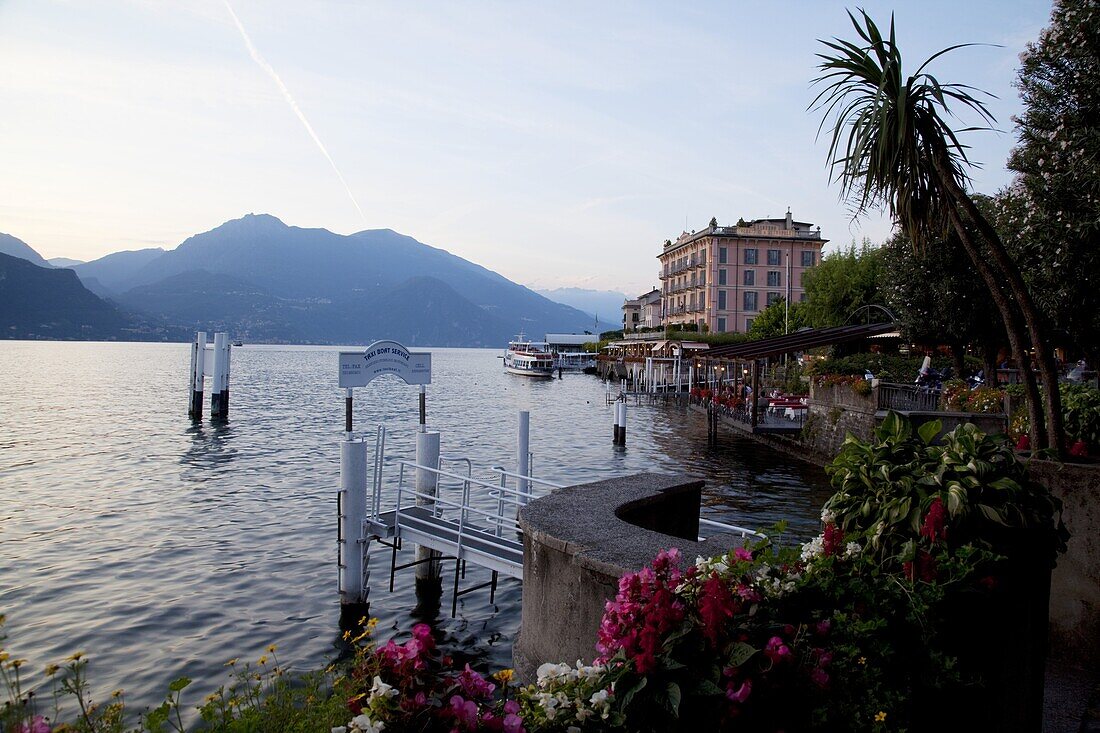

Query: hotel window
[718,290,727,310]
[743,269,755,286]
[719,246,728,264]
[743,290,758,311]
[767,271,781,287]
[744,248,758,265]
[745,318,754,331]
[767,249,781,266]
[801,250,816,267]
[717,317,727,333]
[718,268,727,286]
[767,292,781,306]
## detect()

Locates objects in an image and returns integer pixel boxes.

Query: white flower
[369,676,397,701]
[820,507,836,524]
[348,714,384,733]
[844,541,862,558]
[800,535,825,562]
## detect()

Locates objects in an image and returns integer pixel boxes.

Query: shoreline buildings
[657,210,827,334]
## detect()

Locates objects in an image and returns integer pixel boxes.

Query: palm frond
[809,8,997,249]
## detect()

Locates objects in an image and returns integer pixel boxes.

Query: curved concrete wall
[513,473,750,680]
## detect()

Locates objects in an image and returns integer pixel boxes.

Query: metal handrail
[698,517,767,540]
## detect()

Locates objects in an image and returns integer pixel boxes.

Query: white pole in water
[414,430,442,605]
[211,332,229,420]
[517,410,531,503]
[616,402,628,446]
[339,437,369,606]
[612,401,620,444]
[189,331,207,419]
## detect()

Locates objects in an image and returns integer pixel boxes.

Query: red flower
[822,523,845,556]
[920,497,948,544]
[699,573,739,647]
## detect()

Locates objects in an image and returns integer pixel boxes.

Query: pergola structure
[692,322,899,430]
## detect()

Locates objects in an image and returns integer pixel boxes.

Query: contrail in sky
[222,0,366,222]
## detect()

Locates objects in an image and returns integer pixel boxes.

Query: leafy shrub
[823,413,1066,565]
[808,354,980,383]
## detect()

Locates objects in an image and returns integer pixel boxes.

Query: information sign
[339,341,432,387]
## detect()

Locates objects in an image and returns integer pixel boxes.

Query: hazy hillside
[73,247,166,293]
[0,252,127,338]
[534,286,629,325]
[0,233,50,268]
[109,214,597,344]
[3,215,608,345]
[48,257,84,268]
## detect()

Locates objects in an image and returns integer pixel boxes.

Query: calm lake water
[0,341,831,714]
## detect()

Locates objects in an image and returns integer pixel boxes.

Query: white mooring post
[517,410,531,504]
[414,430,442,609]
[339,437,369,606]
[612,402,620,444]
[617,402,628,446]
[210,332,230,420]
[188,331,207,419]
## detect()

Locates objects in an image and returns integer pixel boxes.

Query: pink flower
[503,713,524,733]
[455,664,495,699]
[726,679,752,703]
[449,695,480,729]
[810,667,830,689]
[814,619,831,636]
[504,700,520,715]
[17,717,51,733]
[733,547,753,562]
[765,636,791,663]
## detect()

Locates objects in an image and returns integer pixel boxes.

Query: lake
[0,341,831,713]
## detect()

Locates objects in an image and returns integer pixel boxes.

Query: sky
[0,0,1053,295]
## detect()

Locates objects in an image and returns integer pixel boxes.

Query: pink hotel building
[658,210,828,334]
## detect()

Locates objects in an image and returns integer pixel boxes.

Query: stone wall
[800,382,878,459]
[1028,459,1100,670]
[514,474,748,681]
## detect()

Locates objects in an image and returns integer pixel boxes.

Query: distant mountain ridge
[0,251,127,338]
[0,233,50,268]
[20,214,614,345]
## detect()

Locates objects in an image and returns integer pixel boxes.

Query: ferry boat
[503,334,555,378]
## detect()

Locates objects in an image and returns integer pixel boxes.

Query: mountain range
[1,215,617,346]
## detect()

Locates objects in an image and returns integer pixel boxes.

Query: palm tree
[811,10,1064,454]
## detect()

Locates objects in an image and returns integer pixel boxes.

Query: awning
[650,340,668,352]
[678,341,710,351]
[704,322,896,361]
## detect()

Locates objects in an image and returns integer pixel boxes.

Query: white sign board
[339,341,432,388]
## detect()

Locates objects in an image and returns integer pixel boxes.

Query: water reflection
[180,421,239,472]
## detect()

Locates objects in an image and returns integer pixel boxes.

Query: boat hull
[504,365,555,378]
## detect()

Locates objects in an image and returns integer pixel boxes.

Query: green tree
[880,229,1005,377]
[800,239,885,327]
[811,10,1063,452]
[1003,0,1100,367]
[747,297,810,340]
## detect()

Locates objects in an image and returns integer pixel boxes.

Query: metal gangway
[348,427,766,617]
[359,437,565,615]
